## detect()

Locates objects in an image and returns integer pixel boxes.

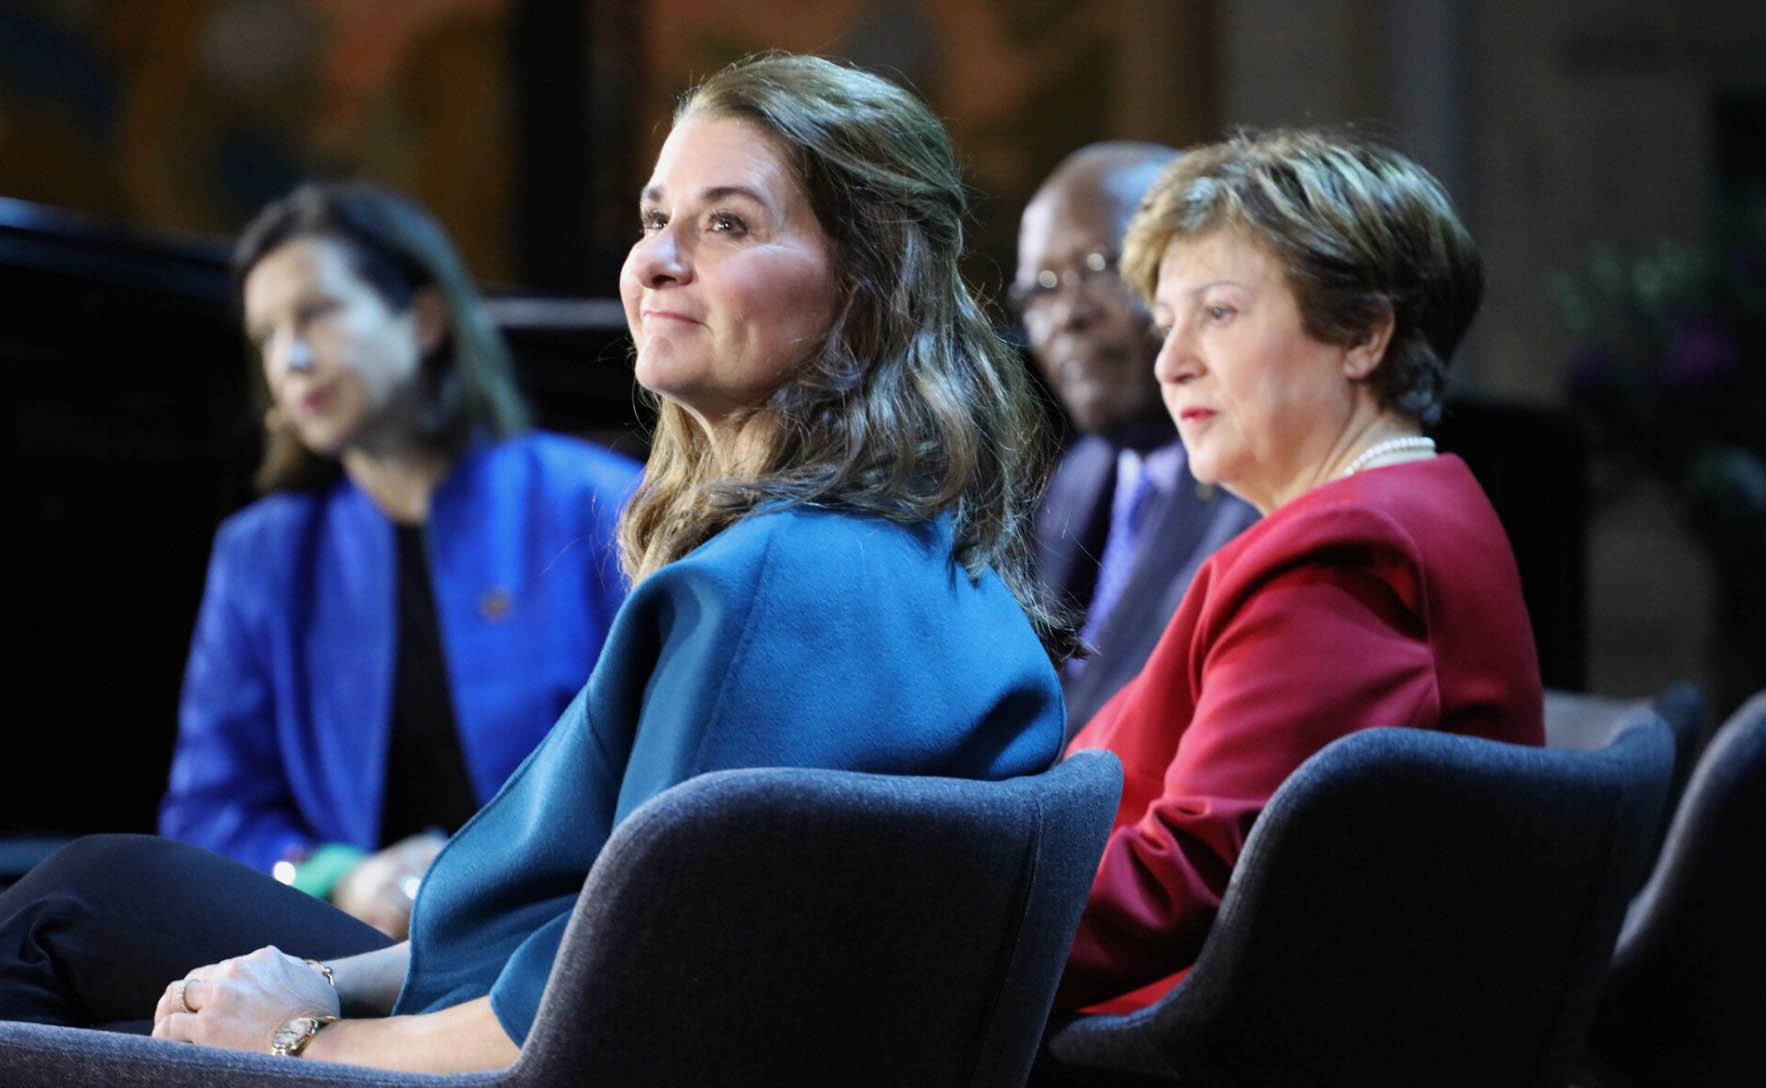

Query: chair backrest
[0,755,1119,1088]
[511,751,1121,1088]
[1045,723,1675,1088]
[1545,683,1706,878]
[1584,690,1766,1087]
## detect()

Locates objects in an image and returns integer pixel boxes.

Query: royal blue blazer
[159,432,641,873]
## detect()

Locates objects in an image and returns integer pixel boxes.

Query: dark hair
[619,54,1075,662]
[1122,127,1483,427]
[233,181,527,491]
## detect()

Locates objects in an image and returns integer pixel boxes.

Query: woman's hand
[151,947,339,1053]
[331,832,445,939]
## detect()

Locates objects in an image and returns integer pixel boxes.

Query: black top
[379,525,479,844]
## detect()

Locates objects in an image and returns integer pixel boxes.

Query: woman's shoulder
[698,504,944,569]
[481,430,643,492]
[636,507,948,616]
[1201,455,1506,609]
[212,487,330,551]
[1245,455,1484,554]
[1217,493,1411,576]
[202,488,351,597]
[435,433,640,535]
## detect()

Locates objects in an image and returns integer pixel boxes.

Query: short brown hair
[1122,128,1482,426]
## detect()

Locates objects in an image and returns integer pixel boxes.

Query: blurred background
[2,0,1762,838]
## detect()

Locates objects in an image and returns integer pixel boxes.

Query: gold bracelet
[304,958,335,987]
[270,1013,337,1057]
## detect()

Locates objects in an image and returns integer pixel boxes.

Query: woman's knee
[4,834,206,907]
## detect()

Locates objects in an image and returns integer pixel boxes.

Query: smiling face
[243,235,437,457]
[619,114,837,431]
[1150,229,1386,513]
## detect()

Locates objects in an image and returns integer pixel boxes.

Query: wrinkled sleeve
[1059,551,1438,1008]
[158,529,312,873]
[484,891,577,1043]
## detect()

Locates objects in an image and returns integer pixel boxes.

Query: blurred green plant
[1551,196,1766,708]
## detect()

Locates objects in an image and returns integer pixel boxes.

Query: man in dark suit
[1016,142,1258,730]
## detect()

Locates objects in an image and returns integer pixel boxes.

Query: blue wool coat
[394,506,1066,1043]
[159,433,641,873]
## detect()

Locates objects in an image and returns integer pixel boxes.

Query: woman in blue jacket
[0,55,1072,1069]
[157,182,640,937]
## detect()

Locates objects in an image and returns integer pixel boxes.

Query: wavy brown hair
[233,181,528,492]
[617,54,1075,662]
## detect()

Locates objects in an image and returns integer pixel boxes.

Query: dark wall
[1435,397,1588,692]
[0,201,642,839]
[3,205,245,837]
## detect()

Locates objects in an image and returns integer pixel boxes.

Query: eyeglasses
[1008,251,1124,318]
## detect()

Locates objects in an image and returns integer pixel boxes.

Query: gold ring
[179,977,199,1014]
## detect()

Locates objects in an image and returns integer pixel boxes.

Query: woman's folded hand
[151,946,339,1053]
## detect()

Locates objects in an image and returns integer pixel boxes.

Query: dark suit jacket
[1035,434,1258,732]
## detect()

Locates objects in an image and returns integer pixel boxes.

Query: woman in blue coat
[157,183,640,937]
[0,55,1072,1070]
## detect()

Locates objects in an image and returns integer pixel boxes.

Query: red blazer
[1058,455,1544,1012]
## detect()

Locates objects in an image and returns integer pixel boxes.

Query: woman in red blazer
[1058,128,1545,1013]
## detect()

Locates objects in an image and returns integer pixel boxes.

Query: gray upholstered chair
[1039,721,1675,1088]
[0,750,1122,1087]
[1546,683,1705,881]
[1546,683,1704,794]
[1581,690,1766,1088]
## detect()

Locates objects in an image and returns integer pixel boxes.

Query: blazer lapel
[1034,435,1116,609]
[1063,471,1257,730]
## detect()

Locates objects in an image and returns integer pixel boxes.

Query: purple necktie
[1077,454,1159,655]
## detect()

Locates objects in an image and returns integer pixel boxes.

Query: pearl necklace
[1341,435,1437,478]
